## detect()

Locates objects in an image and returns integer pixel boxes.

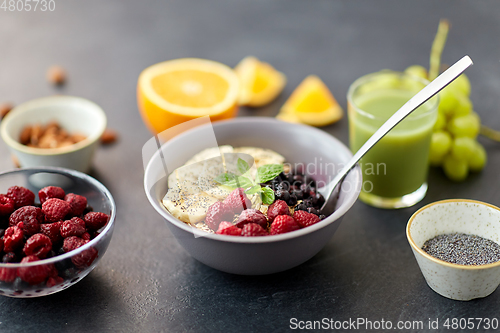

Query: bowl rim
[406,198,500,270]
[0,95,107,156]
[0,167,116,268]
[144,117,362,243]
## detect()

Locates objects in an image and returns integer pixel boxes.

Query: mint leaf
[245,184,262,195]
[214,172,238,185]
[223,176,254,189]
[261,187,275,205]
[237,158,250,175]
[257,164,284,183]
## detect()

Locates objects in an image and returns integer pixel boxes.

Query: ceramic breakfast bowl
[0,167,116,298]
[144,117,362,275]
[0,96,107,173]
[407,199,500,301]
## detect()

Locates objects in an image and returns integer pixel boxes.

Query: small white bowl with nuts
[0,96,107,173]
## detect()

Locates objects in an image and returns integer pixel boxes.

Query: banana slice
[184,145,233,165]
[233,147,285,167]
[163,192,218,223]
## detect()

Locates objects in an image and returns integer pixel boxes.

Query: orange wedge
[277,75,343,127]
[234,56,286,107]
[137,58,239,134]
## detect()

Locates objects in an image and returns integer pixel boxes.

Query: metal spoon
[318,55,473,216]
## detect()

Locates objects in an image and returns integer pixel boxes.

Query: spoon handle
[326,55,473,195]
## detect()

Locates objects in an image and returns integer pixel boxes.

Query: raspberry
[0,267,16,282]
[46,263,58,277]
[62,236,87,253]
[6,186,35,208]
[64,193,87,216]
[40,221,63,244]
[205,201,233,231]
[223,188,252,213]
[0,194,15,216]
[216,221,242,236]
[267,200,291,222]
[42,198,71,222]
[46,276,64,288]
[82,232,91,241]
[241,223,268,237]
[23,233,53,258]
[38,186,65,204]
[83,212,109,230]
[3,226,24,252]
[270,215,300,235]
[71,247,98,268]
[60,217,86,238]
[293,210,321,228]
[18,255,49,285]
[234,209,268,229]
[9,206,43,236]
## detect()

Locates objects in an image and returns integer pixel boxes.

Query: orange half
[138,58,239,134]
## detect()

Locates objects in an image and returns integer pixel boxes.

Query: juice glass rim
[347,70,439,122]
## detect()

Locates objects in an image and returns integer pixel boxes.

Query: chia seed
[422,233,500,266]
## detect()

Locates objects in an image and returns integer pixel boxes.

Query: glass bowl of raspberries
[0,167,115,297]
[144,117,362,275]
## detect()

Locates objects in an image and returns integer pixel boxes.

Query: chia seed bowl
[407,199,500,301]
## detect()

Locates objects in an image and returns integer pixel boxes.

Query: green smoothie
[349,88,437,199]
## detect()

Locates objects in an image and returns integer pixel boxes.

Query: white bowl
[0,96,107,173]
[407,199,500,301]
[144,117,362,275]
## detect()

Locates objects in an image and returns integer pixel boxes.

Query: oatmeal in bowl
[144,117,361,275]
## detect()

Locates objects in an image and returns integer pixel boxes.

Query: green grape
[433,111,446,131]
[451,137,476,160]
[438,87,458,117]
[468,141,487,172]
[447,113,480,138]
[451,93,472,117]
[443,154,469,182]
[358,72,399,94]
[429,131,452,166]
[404,65,428,80]
[448,73,471,97]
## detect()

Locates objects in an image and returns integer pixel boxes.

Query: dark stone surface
[1,0,500,332]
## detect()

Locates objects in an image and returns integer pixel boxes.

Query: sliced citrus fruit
[277,75,343,127]
[234,56,286,107]
[137,58,239,134]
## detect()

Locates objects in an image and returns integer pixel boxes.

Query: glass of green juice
[347,71,439,209]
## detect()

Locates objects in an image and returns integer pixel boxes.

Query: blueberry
[288,195,298,206]
[307,207,319,215]
[303,199,314,207]
[277,182,289,192]
[315,193,325,207]
[295,204,308,211]
[300,184,310,199]
[319,215,326,220]
[292,190,304,200]
[3,252,18,263]
[275,190,290,202]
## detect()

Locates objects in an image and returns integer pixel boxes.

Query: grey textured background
[1,0,500,332]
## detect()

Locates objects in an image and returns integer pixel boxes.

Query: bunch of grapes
[405,65,486,181]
